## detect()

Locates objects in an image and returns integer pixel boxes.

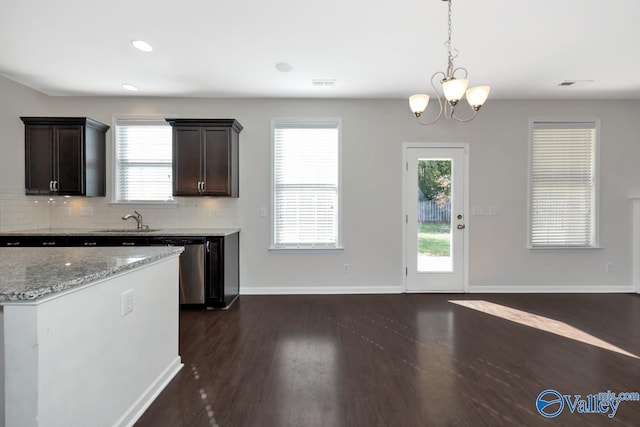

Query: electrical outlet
[259,207,267,217]
[121,289,134,316]
[343,263,350,273]
[605,262,613,273]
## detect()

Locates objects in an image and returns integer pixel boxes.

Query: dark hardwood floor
[136,294,640,426]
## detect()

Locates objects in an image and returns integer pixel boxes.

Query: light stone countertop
[0,228,240,237]
[0,246,184,302]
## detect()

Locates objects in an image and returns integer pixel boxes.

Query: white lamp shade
[409,94,430,114]
[442,78,468,102]
[466,85,491,108]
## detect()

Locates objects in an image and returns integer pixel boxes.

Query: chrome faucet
[122,210,148,231]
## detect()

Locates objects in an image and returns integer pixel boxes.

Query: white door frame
[402,142,470,293]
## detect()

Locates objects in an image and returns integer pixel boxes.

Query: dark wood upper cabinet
[166,119,242,197]
[21,117,109,197]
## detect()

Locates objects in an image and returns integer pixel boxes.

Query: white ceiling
[1,0,639,100]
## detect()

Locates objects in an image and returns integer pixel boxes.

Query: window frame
[527,117,601,249]
[111,116,176,206]
[270,117,343,252]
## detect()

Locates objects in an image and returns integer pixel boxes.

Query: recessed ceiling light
[131,40,153,52]
[122,84,139,91]
[275,62,294,72]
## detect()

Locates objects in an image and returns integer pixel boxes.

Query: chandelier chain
[445,0,458,76]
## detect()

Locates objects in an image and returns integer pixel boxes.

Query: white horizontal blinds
[530,122,596,247]
[116,120,173,202]
[274,121,339,248]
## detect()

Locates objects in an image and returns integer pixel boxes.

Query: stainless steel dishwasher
[150,237,205,304]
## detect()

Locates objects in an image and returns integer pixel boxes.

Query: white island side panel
[3,255,181,427]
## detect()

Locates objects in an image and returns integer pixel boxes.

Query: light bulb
[466,86,491,110]
[442,78,468,104]
[409,94,430,117]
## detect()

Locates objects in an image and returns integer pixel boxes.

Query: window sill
[269,246,344,254]
[528,246,603,251]
[110,201,178,208]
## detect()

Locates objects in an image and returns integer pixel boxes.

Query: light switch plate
[472,207,485,216]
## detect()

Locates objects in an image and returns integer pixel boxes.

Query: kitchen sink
[95,229,161,233]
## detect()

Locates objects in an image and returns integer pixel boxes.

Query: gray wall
[2,75,639,292]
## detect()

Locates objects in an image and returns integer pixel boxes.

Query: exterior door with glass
[404,144,467,292]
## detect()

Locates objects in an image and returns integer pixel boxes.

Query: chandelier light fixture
[409,0,490,124]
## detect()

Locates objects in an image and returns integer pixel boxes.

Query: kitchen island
[0,246,184,426]
[0,228,241,309]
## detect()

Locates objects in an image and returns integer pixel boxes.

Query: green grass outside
[418,222,451,256]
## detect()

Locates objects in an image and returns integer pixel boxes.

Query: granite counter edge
[0,246,184,303]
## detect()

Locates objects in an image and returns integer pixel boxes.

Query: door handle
[457,224,466,230]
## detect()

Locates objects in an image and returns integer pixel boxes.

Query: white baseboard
[468,285,635,293]
[116,356,183,427]
[241,284,636,295]
[241,285,403,295]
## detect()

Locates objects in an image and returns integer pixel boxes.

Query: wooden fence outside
[419,200,450,223]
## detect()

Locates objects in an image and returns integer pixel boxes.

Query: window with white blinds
[529,121,598,248]
[272,119,341,249]
[115,119,173,202]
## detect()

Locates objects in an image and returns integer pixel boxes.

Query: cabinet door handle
[206,241,211,252]
[84,242,97,246]
[122,242,135,246]
[7,242,21,246]
[52,180,58,192]
[49,180,54,192]
[42,242,56,246]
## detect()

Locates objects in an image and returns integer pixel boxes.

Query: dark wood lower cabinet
[0,236,67,247]
[206,233,239,308]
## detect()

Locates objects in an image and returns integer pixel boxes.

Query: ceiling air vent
[312,79,337,87]
[558,80,594,87]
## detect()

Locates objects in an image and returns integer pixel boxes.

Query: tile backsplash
[0,190,238,231]
[0,189,50,231]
